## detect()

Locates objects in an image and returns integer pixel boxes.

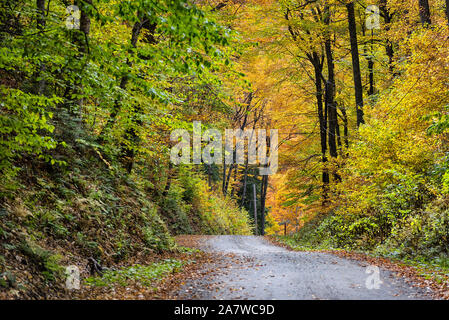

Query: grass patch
[273,235,340,252]
[176,246,201,254]
[84,259,187,288]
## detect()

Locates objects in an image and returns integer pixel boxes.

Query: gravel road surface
[177,236,431,300]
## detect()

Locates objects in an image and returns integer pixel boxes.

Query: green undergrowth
[278,200,449,268]
[85,259,188,288]
[159,167,253,236]
[0,145,251,298]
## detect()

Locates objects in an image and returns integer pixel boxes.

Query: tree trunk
[231,164,238,197]
[324,3,341,182]
[222,164,227,195]
[324,4,337,158]
[379,0,394,73]
[224,163,235,195]
[368,56,374,96]
[252,183,258,235]
[75,0,91,54]
[240,163,249,207]
[260,173,268,236]
[162,162,173,197]
[418,0,432,25]
[312,53,330,198]
[445,0,449,24]
[36,0,45,28]
[346,1,364,127]
[339,106,349,151]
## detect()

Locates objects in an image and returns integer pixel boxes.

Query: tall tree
[323,2,341,182]
[346,1,364,127]
[285,6,330,199]
[324,2,339,163]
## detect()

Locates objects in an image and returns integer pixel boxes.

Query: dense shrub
[159,169,252,235]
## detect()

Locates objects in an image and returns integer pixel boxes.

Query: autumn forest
[1,0,449,301]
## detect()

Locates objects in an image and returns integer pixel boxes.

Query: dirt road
[176,236,431,300]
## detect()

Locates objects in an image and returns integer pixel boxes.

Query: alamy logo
[170,121,278,175]
[65,265,80,290]
[65,5,80,30]
[366,5,380,30]
[365,265,382,290]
